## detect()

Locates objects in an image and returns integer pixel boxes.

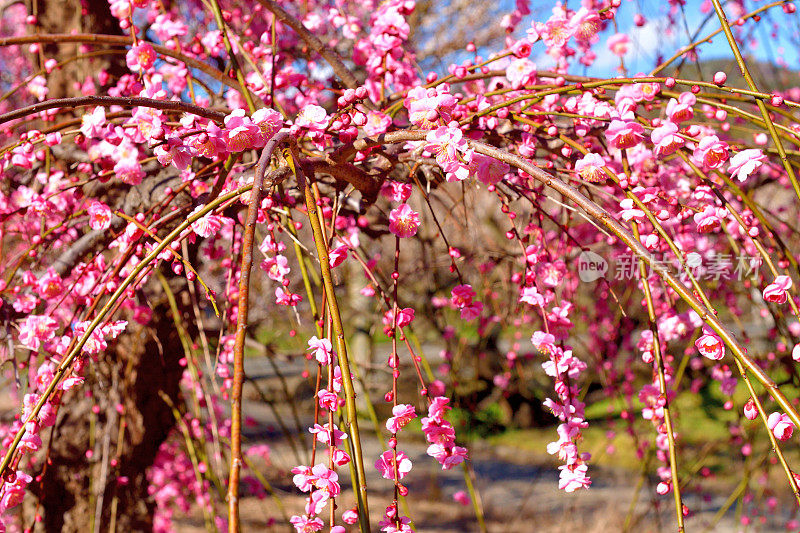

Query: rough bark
[35,305,186,531]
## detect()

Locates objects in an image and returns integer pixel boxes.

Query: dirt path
[173,396,753,533]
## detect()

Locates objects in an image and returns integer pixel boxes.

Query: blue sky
[522,0,800,78]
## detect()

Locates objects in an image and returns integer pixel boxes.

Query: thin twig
[254,0,361,91]
[291,149,372,532]
[632,223,685,532]
[0,33,251,97]
[710,0,800,205]
[0,95,226,126]
[227,132,288,533]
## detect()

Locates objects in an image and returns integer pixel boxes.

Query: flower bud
[744,399,758,420]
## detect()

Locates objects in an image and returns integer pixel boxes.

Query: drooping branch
[0,33,250,97]
[632,222,685,532]
[337,130,800,430]
[470,139,800,430]
[710,0,800,207]
[292,152,372,532]
[227,131,289,533]
[0,181,257,481]
[208,0,258,112]
[0,95,227,125]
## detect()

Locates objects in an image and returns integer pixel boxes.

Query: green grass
[477,382,771,476]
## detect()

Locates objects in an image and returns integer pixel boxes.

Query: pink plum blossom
[224,110,265,152]
[304,490,329,516]
[87,201,113,230]
[574,153,606,182]
[309,423,346,446]
[450,284,476,308]
[618,198,645,223]
[383,307,415,330]
[328,245,348,268]
[36,268,62,299]
[695,326,725,360]
[126,42,156,72]
[666,92,696,123]
[311,463,340,496]
[114,158,145,185]
[427,443,468,469]
[261,255,291,282]
[694,135,730,169]
[291,465,315,492]
[519,285,545,307]
[469,152,509,185]
[453,490,471,506]
[763,275,793,304]
[693,205,725,233]
[1,471,32,510]
[381,181,413,203]
[404,86,456,128]
[767,412,794,440]
[607,33,630,56]
[251,108,284,139]
[18,315,58,351]
[35,362,56,392]
[651,121,684,157]
[289,515,324,532]
[425,126,468,173]
[342,509,358,524]
[295,105,329,132]
[744,399,758,420]
[539,12,572,48]
[605,117,644,149]
[364,111,392,136]
[505,58,537,89]
[307,336,333,365]
[570,8,601,44]
[728,149,766,182]
[389,204,420,238]
[59,376,85,391]
[80,107,106,138]
[318,390,342,411]
[375,450,412,479]
[558,463,591,492]
[386,404,417,433]
[191,208,224,238]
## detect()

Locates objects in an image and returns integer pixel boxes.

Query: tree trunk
[33,0,125,99]
[24,3,189,529]
[35,297,186,532]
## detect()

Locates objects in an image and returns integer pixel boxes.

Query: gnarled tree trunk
[33,0,125,99]
[35,303,186,531]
